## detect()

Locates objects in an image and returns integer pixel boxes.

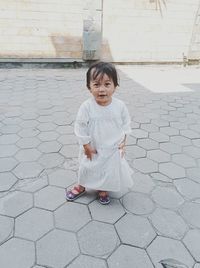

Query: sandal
[66,186,85,201]
[98,191,110,205]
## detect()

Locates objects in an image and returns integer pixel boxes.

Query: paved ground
[0,65,200,268]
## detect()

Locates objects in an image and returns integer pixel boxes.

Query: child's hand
[83,144,97,160]
[118,141,126,158]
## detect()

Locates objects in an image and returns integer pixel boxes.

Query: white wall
[0,0,199,62]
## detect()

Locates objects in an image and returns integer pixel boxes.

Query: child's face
[89,73,116,106]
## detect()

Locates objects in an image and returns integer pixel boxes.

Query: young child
[66,61,133,204]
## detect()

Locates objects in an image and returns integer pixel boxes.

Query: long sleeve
[121,104,132,135]
[74,103,91,145]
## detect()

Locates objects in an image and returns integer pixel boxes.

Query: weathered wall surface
[0,0,84,58]
[0,0,199,62]
[102,0,200,62]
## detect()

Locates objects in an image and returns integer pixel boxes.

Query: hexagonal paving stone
[147,236,195,268]
[126,135,136,145]
[16,178,49,195]
[170,122,188,130]
[183,145,200,158]
[179,202,200,228]
[183,229,200,262]
[48,168,77,188]
[18,128,39,138]
[58,134,77,145]
[133,158,158,173]
[174,179,200,200]
[13,162,44,179]
[34,186,65,211]
[147,149,170,163]
[37,122,57,131]
[132,172,155,193]
[36,229,79,268]
[0,215,14,244]
[0,125,21,134]
[131,129,148,139]
[56,125,74,134]
[20,119,38,128]
[15,148,41,162]
[160,142,182,154]
[149,208,188,239]
[32,266,46,268]
[0,191,33,217]
[151,186,184,209]
[38,131,59,141]
[21,112,38,120]
[38,153,64,168]
[89,199,125,224]
[150,172,172,183]
[193,138,200,147]
[108,245,154,268]
[141,123,159,132]
[172,153,196,168]
[77,221,119,258]
[115,214,156,248]
[60,145,79,158]
[0,172,18,191]
[0,134,20,144]
[138,138,159,150]
[187,167,200,184]
[16,137,41,149]
[171,135,191,146]
[0,157,18,172]
[159,162,185,179]
[0,238,35,268]
[126,145,146,160]
[37,115,54,123]
[0,144,18,157]
[53,112,73,125]
[151,119,169,127]
[133,116,150,124]
[15,208,54,241]
[181,129,200,139]
[38,140,62,153]
[122,192,155,215]
[68,255,107,268]
[160,126,179,136]
[149,132,169,142]
[55,202,91,231]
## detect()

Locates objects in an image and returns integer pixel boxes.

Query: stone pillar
[82,0,102,60]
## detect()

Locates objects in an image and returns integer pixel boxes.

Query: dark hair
[86,61,119,89]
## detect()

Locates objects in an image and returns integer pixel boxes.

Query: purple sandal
[98,191,110,205]
[66,186,85,201]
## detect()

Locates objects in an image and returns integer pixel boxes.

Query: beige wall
[0,0,84,58]
[0,0,199,62]
[102,0,200,62]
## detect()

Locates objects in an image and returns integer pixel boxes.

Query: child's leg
[66,184,85,201]
[98,191,110,205]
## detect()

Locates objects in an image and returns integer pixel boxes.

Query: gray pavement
[0,65,200,268]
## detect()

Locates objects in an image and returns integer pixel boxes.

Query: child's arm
[74,103,91,145]
[119,103,131,157]
[74,103,97,160]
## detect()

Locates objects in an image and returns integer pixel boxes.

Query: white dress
[74,97,134,192]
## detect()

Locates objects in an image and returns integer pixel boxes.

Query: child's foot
[98,191,110,205]
[66,185,85,201]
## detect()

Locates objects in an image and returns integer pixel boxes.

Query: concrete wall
[0,0,84,58]
[0,0,199,62]
[102,0,200,62]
